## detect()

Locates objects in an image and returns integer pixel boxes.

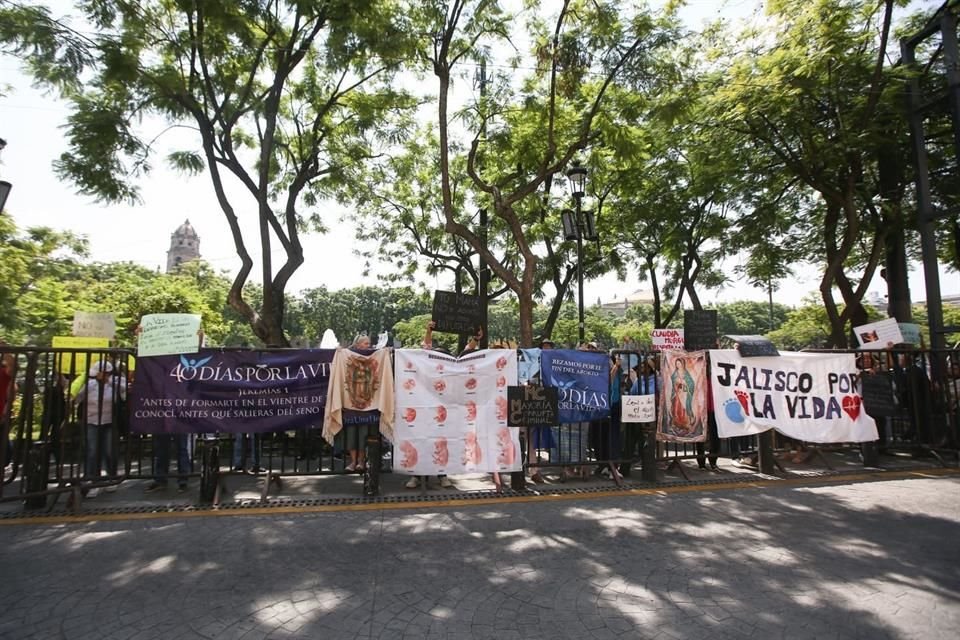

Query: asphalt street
[1,474,958,640]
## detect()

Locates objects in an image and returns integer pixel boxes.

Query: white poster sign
[853,318,903,350]
[709,349,878,443]
[137,314,202,357]
[72,311,116,339]
[621,394,656,423]
[393,348,520,475]
[651,328,684,351]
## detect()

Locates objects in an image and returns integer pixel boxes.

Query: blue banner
[540,349,611,422]
[130,349,335,434]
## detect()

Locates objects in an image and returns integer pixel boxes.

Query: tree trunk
[883,221,912,322]
[517,288,535,347]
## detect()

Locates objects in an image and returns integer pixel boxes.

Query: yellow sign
[52,336,110,376]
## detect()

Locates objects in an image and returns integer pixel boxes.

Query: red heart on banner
[842,395,861,420]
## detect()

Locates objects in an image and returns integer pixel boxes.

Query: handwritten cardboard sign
[72,311,116,339]
[898,323,921,346]
[684,310,717,351]
[621,394,656,423]
[853,318,903,350]
[651,328,684,351]
[507,385,559,427]
[431,290,483,335]
[137,314,202,357]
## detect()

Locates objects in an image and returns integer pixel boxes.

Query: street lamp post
[563,162,596,344]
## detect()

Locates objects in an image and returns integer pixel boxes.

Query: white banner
[710,350,878,443]
[621,394,655,423]
[393,349,520,475]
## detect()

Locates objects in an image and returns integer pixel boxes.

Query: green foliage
[2,0,421,345]
[297,285,431,346]
[715,301,792,337]
[767,296,884,350]
[0,215,89,344]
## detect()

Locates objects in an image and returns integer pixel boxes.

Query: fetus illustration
[432,437,449,466]
[462,431,483,465]
[434,379,446,393]
[496,375,506,389]
[402,407,417,423]
[495,395,508,421]
[465,400,478,421]
[464,377,478,391]
[400,441,419,468]
[495,355,508,371]
[496,427,516,466]
[403,378,416,392]
[435,405,448,423]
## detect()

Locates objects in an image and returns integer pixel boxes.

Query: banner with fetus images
[393,349,520,475]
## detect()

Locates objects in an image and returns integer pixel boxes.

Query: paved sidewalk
[1,472,958,640]
[1,447,947,517]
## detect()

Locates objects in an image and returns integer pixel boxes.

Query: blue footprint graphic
[723,398,745,423]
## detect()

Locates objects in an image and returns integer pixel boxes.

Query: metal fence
[2,345,956,510]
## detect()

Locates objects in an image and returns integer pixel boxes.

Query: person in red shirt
[1,344,16,467]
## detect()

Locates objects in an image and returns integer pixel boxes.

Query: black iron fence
[2,345,956,511]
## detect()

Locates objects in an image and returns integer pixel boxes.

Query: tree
[1,0,417,346]
[422,0,675,346]
[714,300,792,336]
[708,0,912,346]
[296,285,431,346]
[0,215,88,344]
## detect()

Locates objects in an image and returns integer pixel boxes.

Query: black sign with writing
[861,373,898,418]
[725,335,780,357]
[507,385,559,427]
[431,290,483,336]
[684,310,718,351]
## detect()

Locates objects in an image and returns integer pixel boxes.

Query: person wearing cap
[74,359,127,496]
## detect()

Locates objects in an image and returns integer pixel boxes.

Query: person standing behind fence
[74,360,125,496]
[1,344,15,467]
[41,372,68,467]
[146,432,194,493]
[343,333,377,473]
[622,356,657,476]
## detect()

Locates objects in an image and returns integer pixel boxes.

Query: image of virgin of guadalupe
[658,350,707,443]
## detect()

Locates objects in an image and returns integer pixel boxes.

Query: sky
[0,0,956,311]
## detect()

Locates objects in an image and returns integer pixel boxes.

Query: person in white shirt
[75,360,126,494]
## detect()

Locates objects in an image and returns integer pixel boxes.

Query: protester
[344,334,375,473]
[1,344,15,467]
[622,355,657,475]
[74,360,126,496]
[527,336,556,484]
[146,433,194,493]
